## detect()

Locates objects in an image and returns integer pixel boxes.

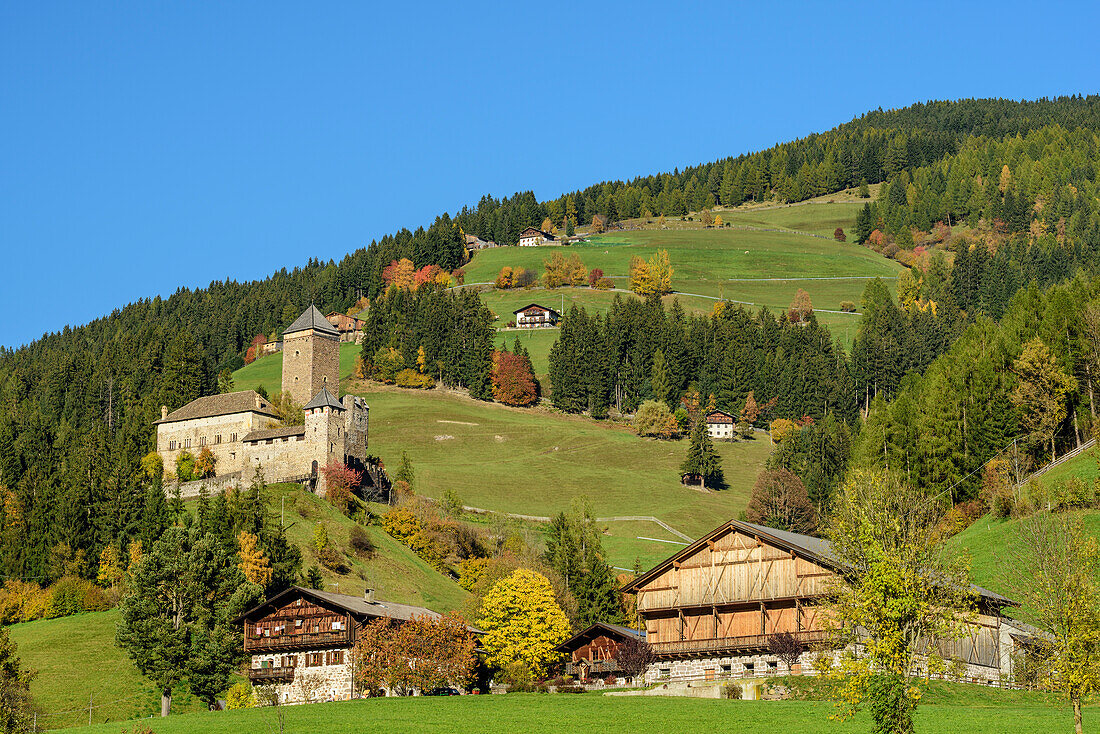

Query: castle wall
[282,330,339,406]
[342,397,369,466]
[244,433,314,481]
[156,411,274,479]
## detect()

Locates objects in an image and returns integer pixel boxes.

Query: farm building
[704,409,737,440]
[236,586,477,702]
[465,233,496,251]
[622,519,1036,684]
[555,623,645,682]
[518,226,556,247]
[325,311,365,343]
[513,303,561,328]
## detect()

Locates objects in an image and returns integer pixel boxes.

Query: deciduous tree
[745,469,817,533]
[1012,337,1077,463]
[476,569,571,679]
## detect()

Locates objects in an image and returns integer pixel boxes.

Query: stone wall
[167,472,243,500]
[342,397,369,463]
[250,648,356,704]
[156,411,276,478]
[244,433,314,482]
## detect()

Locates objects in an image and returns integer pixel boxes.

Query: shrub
[633,400,678,438]
[556,684,586,693]
[395,368,434,389]
[723,682,742,699]
[594,277,613,290]
[769,419,798,444]
[225,681,257,709]
[348,525,376,558]
[372,347,405,383]
[381,508,421,542]
[838,301,856,313]
[316,547,349,574]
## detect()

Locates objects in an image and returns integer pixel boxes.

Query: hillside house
[705,410,737,440]
[518,227,556,247]
[236,586,470,702]
[465,233,496,251]
[513,303,560,328]
[555,623,645,681]
[622,519,1034,684]
[155,305,369,497]
[325,311,365,343]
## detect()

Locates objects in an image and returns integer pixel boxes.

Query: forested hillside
[5,96,1100,583]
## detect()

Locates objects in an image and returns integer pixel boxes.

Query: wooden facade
[555,623,645,680]
[623,520,1020,677]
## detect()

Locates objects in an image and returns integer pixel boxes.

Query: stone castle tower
[282,305,340,406]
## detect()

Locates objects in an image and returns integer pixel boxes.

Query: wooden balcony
[564,660,621,676]
[245,630,351,653]
[649,630,829,658]
[247,666,296,684]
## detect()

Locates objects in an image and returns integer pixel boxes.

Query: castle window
[294,376,299,383]
[169,441,177,451]
[199,436,206,447]
[214,435,221,444]
[230,433,237,442]
[295,350,300,357]
[183,438,191,449]
[296,435,304,441]
[230,452,235,460]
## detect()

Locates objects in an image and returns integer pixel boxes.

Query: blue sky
[2,1,1099,348]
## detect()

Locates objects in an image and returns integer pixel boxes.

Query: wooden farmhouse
[622,519,1035,684]
[325,311,365,343]
[513,303,561,328]
[704,409,737,440]
[555,622,645,682]
[236,586,473,702]
[518,226,556,247]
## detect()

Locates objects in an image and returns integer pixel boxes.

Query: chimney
[363,588,375,604]
[160,405,168,420]
[255,394,263,410]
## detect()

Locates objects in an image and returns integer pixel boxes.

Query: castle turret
[304,387,346,495]
[281,305,340,406]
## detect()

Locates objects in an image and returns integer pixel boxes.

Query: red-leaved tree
[320,460,363,514]
[588,268,604,287]
[492,352,538,407]
[244,334,266,364]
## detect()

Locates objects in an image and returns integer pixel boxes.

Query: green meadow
[66,686,1081,734]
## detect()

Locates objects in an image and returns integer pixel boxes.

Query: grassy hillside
[265,483,467,612]
[344,384,769,541]
[717,200,870,237]
[67,685,1078,734]
[8,610,207,730]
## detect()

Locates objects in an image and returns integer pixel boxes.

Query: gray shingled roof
[284,305,339,337]
[154,391,277,425]
[242,425,305,443]
[235,586,445,625]
[304,387,344,412]
[555,622,645,652]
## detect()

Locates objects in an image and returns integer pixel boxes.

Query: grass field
[66,686,1081,734]
[717,201,869,237]
[346,383,770,543]
[8,610,207,730]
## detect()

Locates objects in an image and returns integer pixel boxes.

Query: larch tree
[237,530,273,587]
[1011,337,1077,463]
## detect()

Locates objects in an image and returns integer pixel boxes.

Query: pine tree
[680,420,723,489]
[650,349,672,406]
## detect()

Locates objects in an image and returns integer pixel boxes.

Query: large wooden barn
[622,519,1034,683]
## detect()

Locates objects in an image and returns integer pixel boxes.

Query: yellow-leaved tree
[476,568,570,680]
[896,269,921,309]
[1011,337,1077,464]
[237,531,273,587]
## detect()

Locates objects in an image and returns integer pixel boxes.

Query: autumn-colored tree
[788,289,813,324]
[567,253,588,286]
[495,266,514,289]
[591,215,606,233]
[542,252,570,289]
[97,545,122,588]
[1012,337,1077,463]
[868,229,888,248]
[194,447,216,478]
[896,269,921,309]
[541,217,554,234]
[649,249,673,295]
[382,258,416,291]
[416,346,428,374]
[320,460,362,513]
[354,613,477,695]
[741,392,760,424]
[628,256,651,296]
[238,531,273,587]
[269,391,303,427]
[615,637,655,684]
[700,209,713,226]
[1006,513,1100,734]
[633,400,678,438]
[243,334,266,365]
[999,163,1012,194]
[745,469,817,534]
[713,214,724,227]
[492,351,538,407]
[770,418,798,444]
[372,347,405,383]
[513,267,536,289]
[587,268,604,288]
[140,452,164,482]
[476,569,571,679]
[833,227,846,242]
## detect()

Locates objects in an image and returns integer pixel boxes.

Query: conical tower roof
[285,304,339,336]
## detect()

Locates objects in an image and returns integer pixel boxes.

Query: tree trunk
[1074,694,1083,734]
[161,688,172,717]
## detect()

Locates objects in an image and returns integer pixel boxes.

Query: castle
[155,305,369,495]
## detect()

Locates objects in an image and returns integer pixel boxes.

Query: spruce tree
[680,420,723,489]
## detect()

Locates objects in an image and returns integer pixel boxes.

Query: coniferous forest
[6,96,1100,584]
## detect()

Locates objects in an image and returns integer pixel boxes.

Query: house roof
[234,586,483,633]
[621,519,1016,608]
[242,425,305,443]
[154,390,278,425]
[326,312,364,331]
[554,622,646,653]
[513,303,560,317]
[234,585,442,624]
[706,410,736,423]
[285,305,340,337]
[304,387,345,412]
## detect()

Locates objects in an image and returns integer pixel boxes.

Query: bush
[838,301,856,313]
[348,525,376,558]
[633,400,678,438]
[47,576,108,618]
[723,682,742,699]
[394,368,434,389]
[225,681,257,709]
[316,547,349,574]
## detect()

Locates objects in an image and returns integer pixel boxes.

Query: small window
[295,350,300,357]
[169,440,177,451]
[183,438,191,449]
[768,661,778,672]
[266,439,273,445]
[294,376,299,382]
[199,436,206,447]
[230,433,237,442]
[229,452,235,460]
[658,668,671,680]
[215,435,221,444]
[329,650,344,665]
